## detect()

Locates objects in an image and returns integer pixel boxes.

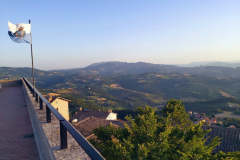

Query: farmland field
[215,112,240,119]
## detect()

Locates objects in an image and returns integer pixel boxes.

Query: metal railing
[23,77,105,160]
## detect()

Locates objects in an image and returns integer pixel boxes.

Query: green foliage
[183,97,240,115]
[212,151,240,159]
[92,99,240,160]
[221,118,240,129]
[161,99,190,125]
[114,109,139,120]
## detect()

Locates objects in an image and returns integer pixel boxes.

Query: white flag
[8,21,31,44]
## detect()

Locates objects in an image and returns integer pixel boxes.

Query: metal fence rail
[23,77,105,160]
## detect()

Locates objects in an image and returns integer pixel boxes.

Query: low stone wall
[22,80,56,160]
[0,80,22,87]
[22,80,91,160]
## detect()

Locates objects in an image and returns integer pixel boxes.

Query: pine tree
[92,99,240,160]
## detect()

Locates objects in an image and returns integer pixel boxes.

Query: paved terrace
[0,79,103,160]
[0,86,39,159]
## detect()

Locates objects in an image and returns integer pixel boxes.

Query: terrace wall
[0,79,22,87]
[22,79,56,160]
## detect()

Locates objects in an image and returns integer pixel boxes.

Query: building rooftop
[70,109,115,122]
[75,117,118,138]
[74,117,127,140]
[48,96,71,103]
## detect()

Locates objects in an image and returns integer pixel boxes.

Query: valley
[1,61,240,118]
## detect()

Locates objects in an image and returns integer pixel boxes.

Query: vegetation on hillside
[91,100,240,160]
[1,65,240,117]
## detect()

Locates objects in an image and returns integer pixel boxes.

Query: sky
[0,0,239,70]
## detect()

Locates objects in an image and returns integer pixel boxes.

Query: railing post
[35,94,39,102]
[46,105,51,123]
[60,121,68,149]
[39,98,43,110]
[27,83,30,90]
[32,90,35,97]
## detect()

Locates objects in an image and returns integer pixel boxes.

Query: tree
[160,99,191,129]
[92,99,239,160]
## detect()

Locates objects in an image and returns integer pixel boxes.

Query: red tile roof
[229,125,236,128]
[74,117,119,138]
[70,110,112,122]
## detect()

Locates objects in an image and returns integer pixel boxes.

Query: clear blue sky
[0,0,239,70]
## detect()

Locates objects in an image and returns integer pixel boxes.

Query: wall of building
[51,99,69,121]
[106,113,117,120]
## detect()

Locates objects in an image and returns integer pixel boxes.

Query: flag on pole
[8,21,31,44]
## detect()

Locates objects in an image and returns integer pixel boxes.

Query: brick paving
[0,87,39,160]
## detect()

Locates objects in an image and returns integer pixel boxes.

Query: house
[200,116,209,123]
[194,114,201,118]
[201,116,209,121]
[70,108,125,140]
[205,120,210,124]
[70,108,117,123]
[210,118,217,124]
[47,96,71,121]
[188,111,192,115]
[74,117,121,140]
[229,125,236,128]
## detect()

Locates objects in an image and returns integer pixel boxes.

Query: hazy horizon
[1,60,240,71]
[1,0,239,70]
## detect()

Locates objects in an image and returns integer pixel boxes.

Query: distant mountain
[2,61,240,81]
[206,62,240,68]
[178,61,218,67]
[57,61,179,75]
[178,61,240,68]
[56,61,240,78]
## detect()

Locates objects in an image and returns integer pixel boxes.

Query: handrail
[22,77,105,160]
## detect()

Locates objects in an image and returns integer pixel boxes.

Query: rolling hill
[1,62,240,116]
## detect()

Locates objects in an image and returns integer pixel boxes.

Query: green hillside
[1,65,240,117]
[38,72,240,116]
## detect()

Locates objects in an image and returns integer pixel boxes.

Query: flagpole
[29,20,35,88]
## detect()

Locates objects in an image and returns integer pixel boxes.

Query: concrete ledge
[23,78,92,160]
[0,80,22,87]
[22,80,56,160]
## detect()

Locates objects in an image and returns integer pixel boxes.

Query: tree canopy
[91,99,240,160]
